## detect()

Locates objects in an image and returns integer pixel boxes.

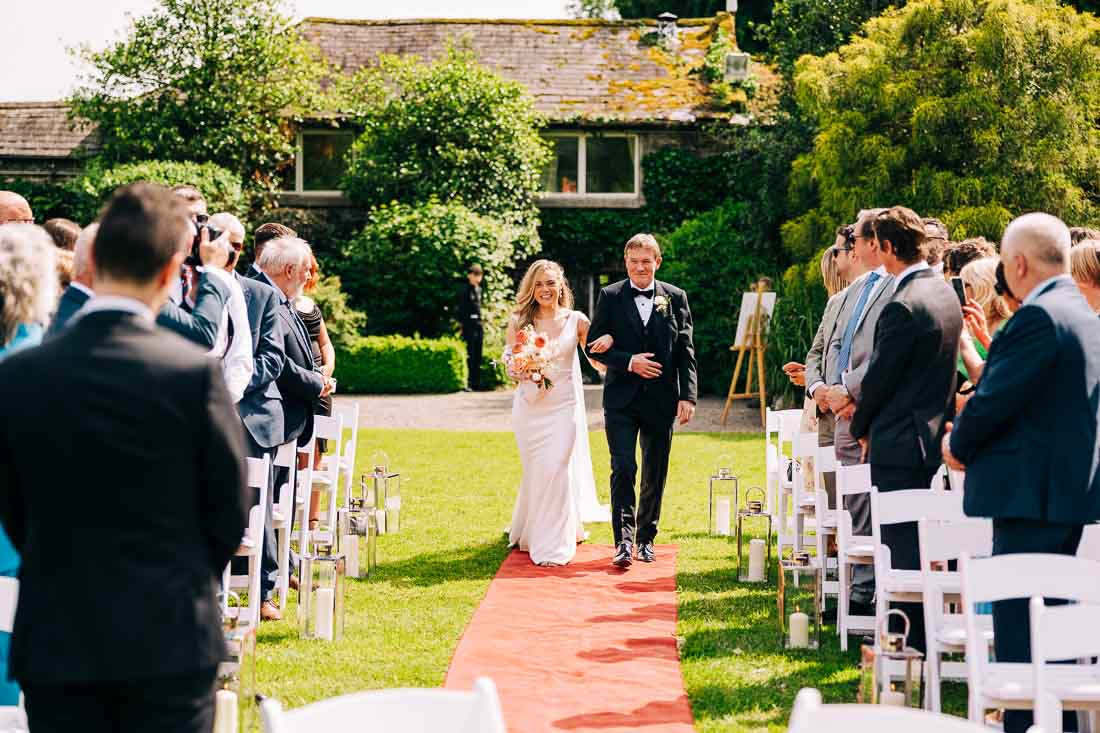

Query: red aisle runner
[445,544,695,733]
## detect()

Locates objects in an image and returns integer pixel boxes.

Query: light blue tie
[833,272,881,384]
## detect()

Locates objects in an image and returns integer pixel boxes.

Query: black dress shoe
[613,541,633,568]
[637,543,656,563]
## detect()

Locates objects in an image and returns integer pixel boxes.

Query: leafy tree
[759,0,897,76]
[77,160,245,216]
[68,0,326,183]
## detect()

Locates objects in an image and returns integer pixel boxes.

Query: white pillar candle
[376,508,387,534]
[344,535,359,578]
[880,687,905,706]
[748,538,766,581]
[789,610,810,648]
[214,689,238,733]
[314,587,335,641]
[716,498,731,536]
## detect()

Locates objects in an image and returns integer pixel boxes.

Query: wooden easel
[721,282,769,428]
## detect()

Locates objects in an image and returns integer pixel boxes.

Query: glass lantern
[214,594,257,733]
[298,544,346,641]
[777,549,822,650]
[736,487,772,583]
[858,609,924,707]
[308,468,339,551]
[337,502,378,580]
[708,453,739,536]
[371,451,401,535]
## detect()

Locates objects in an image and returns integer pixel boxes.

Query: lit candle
[314,587,335,641]
[789,609,810,648]
[344,535,359,578]
[214,689,238,733]
[748,538,766,581]
[716,498,731,536]
[375,507,387,535]
[880,687,905,706]
[386,495,401,532]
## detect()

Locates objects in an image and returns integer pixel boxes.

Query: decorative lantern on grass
[736,486,772,583]
[337,490,378,581]
[371,451,401,534]
[708,454,739,536]
[213,594,257,733]
[298,544,346,641]
[858,609,924,707]
[777,549,822,650]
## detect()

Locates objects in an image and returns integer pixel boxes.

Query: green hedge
[77,159,246,216]
[336,335,467,394]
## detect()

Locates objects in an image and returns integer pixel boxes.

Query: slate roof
[0,102,100,158]
[299,15,739,126]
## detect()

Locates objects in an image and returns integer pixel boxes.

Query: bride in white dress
[507,260,611,566]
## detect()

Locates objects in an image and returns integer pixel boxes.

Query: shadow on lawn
[372,538,511,588]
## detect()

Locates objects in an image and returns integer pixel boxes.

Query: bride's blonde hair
[513,259,574,330]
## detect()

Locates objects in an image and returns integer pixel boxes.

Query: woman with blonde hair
[1071,240,1100,313]
[960,256,1011,353]
[506,259,609,566]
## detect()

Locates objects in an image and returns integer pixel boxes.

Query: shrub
[77,159,245,215]
[0,179,97,225]
[335,335,467,394]
[312,273,367,349]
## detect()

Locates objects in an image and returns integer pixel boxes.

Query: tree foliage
[759,0,896,76]
[77,160,245,216]
[568,0,773,52]
[68,0,326,183]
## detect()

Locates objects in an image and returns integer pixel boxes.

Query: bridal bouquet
[503,325,558,392]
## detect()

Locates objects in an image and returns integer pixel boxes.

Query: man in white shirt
[207,214,254,403]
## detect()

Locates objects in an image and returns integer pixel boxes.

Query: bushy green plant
[538,208,652,277]
[0,179,97,225]
[311,273,367,349]
[335,335,467,394]
[78,160,245,215]
[759,0,892,77]
[340,200,523,338]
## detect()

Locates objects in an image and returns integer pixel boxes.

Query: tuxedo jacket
[0,310,248,685]
[951,277,1100,524]
[157,270,230,349]
[588,279,698,417]
[45,284,91,337]
[850,269,962,474]
[250,271,324,446]
[235,272,286,450]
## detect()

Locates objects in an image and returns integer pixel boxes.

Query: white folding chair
[835,463,875,651]
[332,401,361,507]
[917,517,994,712]
[223,454,270,628]
[270,441,298,612]
[961,553,1100,724]
[813,445,840,604]
[788,687,993,733]
[780,432,818,564]
[302,414,344,553]
[1030,596,1100,733]
[1077,524,1100,561]
[768,409,804,542]
[259,677,506,733]
[0,576,27,732]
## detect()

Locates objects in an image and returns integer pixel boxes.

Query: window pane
[303,133,354,191]
[586,137,635,194]
[540,137,580,193]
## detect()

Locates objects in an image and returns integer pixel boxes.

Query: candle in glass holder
[214,689,238,733]
[789,609,809,648]
[344,535,359,578]
[314,587,335,641]
[375,507,387,535]
[716,498,731,536]
[748,538,766,581]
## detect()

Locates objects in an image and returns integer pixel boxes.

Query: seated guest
[47,224,97,336]
[43,218,80,251]
[0,223,56,708]
[206,213,254,403]
[1069,226,1100,247]
[945,213,1100,733]
[0,183,248,733]
[1070,240,1100,312]
[0,192,33,225]
[942,236,997,280]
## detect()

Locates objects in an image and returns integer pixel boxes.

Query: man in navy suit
[945,212,1100,733]
[47,224,97,336]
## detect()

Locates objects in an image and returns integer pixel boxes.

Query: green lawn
[255,428,958,730]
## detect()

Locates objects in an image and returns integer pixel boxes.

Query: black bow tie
[631,287,655,299]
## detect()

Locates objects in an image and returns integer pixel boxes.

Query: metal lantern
[858,609,924,707]
[777,549,822,650]
[736,486,772,583]
[298,543,346,641]
[371,451,401,535]
[214,594,257,733]
[708,454,739,536]
[308,468,339,550]
[337,499,378,580]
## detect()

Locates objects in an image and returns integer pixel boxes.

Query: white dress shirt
[631,278,656,325]
[73,295,154,324]
[1023,274,1071,307]
[892,260,931,294]
[807,266,888,397]
[204,268,253,403]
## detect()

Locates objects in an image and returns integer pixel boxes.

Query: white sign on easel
[733,290,776,348]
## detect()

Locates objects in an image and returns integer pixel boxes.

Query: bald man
[945,212,1100,733]
[47,224,97,337]
[0,191,33,225]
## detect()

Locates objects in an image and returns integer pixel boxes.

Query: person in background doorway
[457,263,484,391]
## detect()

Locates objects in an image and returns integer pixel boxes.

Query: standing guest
[0,192,33,225]
[945,213,1100,733]
[1069,226,1100,247]
[0,183,248,733]
[1070,240,1100,312]
[54,248,74,290]
[207,213,254,403]
[43,218,80,250]
[297,253,336,529]
[849,206,962,653]
[251,222,297,280]
[47,224,97,336]
[959,256,1012,353]
[923,217,950,276]
[942,236,997,280]
[456,263,484,391]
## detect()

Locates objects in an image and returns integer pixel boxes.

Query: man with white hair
[47,223,97,337]
[206,213,253,402]
[945,212,1100,733]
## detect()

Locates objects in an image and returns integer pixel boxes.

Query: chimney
[724,52,751,82]
[657,12,678,43]
[727,0,738,12]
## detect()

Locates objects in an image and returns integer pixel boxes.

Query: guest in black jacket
[0,183,248,733]
[456,263,484,391]
[850,206,962,653]
[946,213,1100,733]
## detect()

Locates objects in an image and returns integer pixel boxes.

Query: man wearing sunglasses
[207,213,255,403]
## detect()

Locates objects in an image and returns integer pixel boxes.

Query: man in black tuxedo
[456,263,484,391]
[0,183,248,733]
[588,234,697,567]
[47,223,97,336]
[850,206,962,652]
[945,213,1100,733]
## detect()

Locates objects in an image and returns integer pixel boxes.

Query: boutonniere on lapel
[653,294,670,316]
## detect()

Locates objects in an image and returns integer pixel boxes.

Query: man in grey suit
[823,209,894,610]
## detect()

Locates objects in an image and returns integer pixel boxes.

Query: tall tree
[570,0,773,52]
[68,0,326,183]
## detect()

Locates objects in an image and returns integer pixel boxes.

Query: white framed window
[282,130,355,195]
[539,133,640,198]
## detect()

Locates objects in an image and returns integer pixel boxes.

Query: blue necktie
[833,272,881,384]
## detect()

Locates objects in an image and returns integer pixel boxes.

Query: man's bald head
[72,223,98,287]
[0,191,33,225]
[1001,212,1071,302]
[209,213,245,271]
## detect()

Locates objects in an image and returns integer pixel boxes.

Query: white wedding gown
[509,310,611,565]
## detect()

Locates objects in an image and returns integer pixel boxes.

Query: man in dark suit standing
[0,183,248,733]
[850,206,962,652]
[456,264,484,391]
[945,212,1100,733]
[47,223,97,336]
[587,234,698,568]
